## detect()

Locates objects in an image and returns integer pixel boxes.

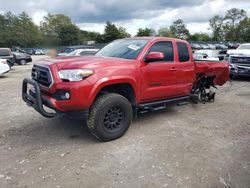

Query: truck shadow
[4,116,95,147]
[4,103,195,147]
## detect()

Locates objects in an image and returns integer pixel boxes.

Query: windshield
[95,39,149,60]
[0,49,11,56]
[63,48,74,53]
[238,44,250,50]
[80,51,98,55]
[66,50,79,56]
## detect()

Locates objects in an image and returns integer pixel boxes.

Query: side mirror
[145,52,164,63]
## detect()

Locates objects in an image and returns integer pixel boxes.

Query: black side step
[138,96,190,113]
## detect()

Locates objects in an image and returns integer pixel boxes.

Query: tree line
[0,8,249,48]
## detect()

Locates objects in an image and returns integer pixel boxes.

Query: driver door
[140,41,178,102]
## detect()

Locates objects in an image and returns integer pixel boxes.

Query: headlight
[58,69,94,82]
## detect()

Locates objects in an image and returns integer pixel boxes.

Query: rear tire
[87,93,133,142]
[6,61,12,69]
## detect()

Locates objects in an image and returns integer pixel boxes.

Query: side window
[177,42,190,62]
[148,41,174,62]
[80,51,96,56]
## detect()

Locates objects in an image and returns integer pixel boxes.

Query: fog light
[53,90,71,100]
[65,92,71,99]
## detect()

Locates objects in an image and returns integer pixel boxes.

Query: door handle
[170,68,176,71]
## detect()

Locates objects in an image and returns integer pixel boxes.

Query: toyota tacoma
[22,37,229,141]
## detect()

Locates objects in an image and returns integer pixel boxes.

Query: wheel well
[97,83,137,116]
[193,74,216,91]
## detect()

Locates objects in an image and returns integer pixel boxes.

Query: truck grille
[231,56,250,64]
[31,65,52,87]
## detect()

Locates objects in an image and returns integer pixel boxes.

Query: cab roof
[124,36,188,43]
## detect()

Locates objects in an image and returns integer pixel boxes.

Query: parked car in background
[193,50,220,61]
[57,48,75,56]
[22,48,45,55]
[12,52,32,65]
[199,44,210,49]
[0,59,10,76]
[65,49,99,56]
[218,50,228,61]
[26,48,36,55]
[227,43,250,77]
[207,44,216,50]
[191,43,201,50]
[215,44,228,50]
[226,42,240,49]
[35,49,45,55]
[44,48,53,55]
[0,48,15,68]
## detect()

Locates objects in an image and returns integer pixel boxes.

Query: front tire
[19,60,26,65]
[230,74,238,79]
[87,93,133,142]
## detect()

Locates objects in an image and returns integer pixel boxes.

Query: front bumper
[22,78,89,118]
[230,65,250,76]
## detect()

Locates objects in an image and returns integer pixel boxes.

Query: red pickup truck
[22,37,229,141]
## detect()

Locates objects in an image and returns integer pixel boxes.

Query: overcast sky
[0,0,250,35]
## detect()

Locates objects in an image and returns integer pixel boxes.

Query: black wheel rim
[103,106,124,133]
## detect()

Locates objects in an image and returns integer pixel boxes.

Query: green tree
[136,28,154,36]
[158,27,174,37]
[170,19,190,39]
[58,24,80,46]
[102,21,121,42]
[209,15,224,41]
[95,33,106,43]
[0,14,8,47]
[189,33,211,41]
[40,14,80,46]
[0,12,42,48]
[224,8,247,41]
[237,17,250,42]
[118,26,130,38]
[224,8,247,27]
[103,21,121,42]
[209,8,247,41]
[79,30,101,43]
[41,14,72,34]
[97,21,130,43]
[18,12,43,47]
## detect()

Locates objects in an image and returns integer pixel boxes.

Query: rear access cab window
[177,42,190,62]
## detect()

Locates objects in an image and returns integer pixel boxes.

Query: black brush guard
[22,78,57,118]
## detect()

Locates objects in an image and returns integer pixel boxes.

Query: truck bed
[194,60,229,85]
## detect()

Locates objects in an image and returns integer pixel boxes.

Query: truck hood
[227,49,250,56]
[38,56,137,70]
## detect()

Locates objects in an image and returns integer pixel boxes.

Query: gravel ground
[0,56,250,188]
